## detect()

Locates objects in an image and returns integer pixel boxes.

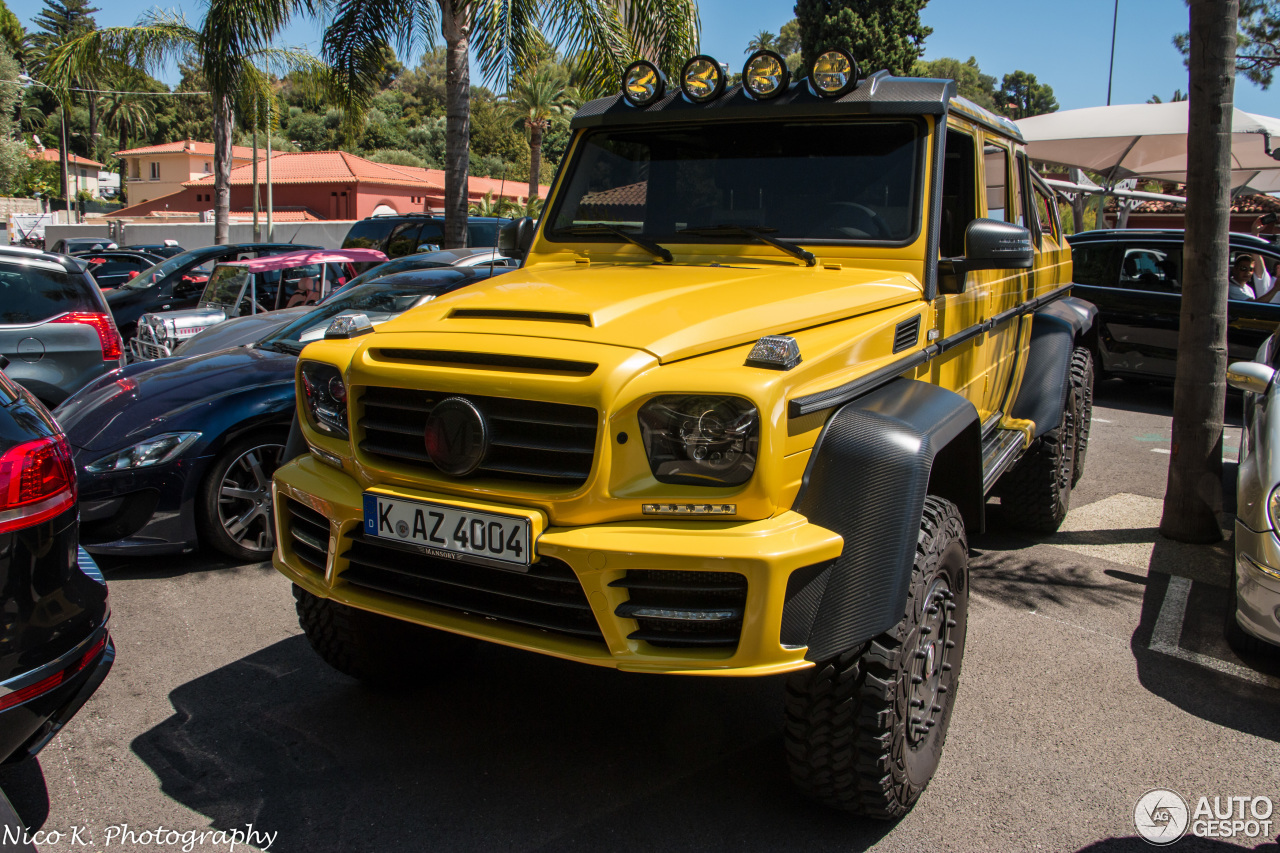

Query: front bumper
[1232,520,1280,647]
[274,456,844,675]
[75,454,212,555]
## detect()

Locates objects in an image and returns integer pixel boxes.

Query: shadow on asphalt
[0,757,49,831]
[1129,568,1280,744]
[93,551,265,581]
[1092,378,1244,426]
[129,636,897,853]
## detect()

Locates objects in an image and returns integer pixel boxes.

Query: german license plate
[362,493,532,568]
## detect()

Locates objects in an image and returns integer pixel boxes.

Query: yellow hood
[375,261,922,362]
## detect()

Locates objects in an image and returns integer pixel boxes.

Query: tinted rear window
[1070,243,1122,286]
[0,261,95,323]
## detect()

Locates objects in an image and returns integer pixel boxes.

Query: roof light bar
[742,50,790,100]
[680,55,727,103]
[810,49,860,98]
[622,61,666,107]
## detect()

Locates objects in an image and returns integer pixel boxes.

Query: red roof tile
[30,148,104,168]
[113,139,258,160]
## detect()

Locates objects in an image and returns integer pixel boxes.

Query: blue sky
[22,0,1277,115]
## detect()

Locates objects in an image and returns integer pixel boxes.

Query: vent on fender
[893,315,921,353]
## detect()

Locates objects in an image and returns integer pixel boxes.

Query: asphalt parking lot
[3,379,1278,853]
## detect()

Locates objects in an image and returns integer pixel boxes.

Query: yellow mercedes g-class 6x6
[273,50,1096,817]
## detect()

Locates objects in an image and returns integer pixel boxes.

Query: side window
[1071,244,1121,286]
[939,129,978,258]
[983,144,1009,222]
[386,223,424,259]
[1119,245,1182,293]
[417,223,444,252]
[1032,183,1060,244]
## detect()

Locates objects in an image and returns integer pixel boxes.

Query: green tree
[322,0,698,248]
[777,18,803,55]
[1148,89,1188,103]
[746,30,777,54]
[1176,0,1278,88]
[504,61,576,200]
[100,72,154,203]
[0,2,26,65]
[30,0,99,202]
[793,0,931,77]
[0,50,29,195]
[912,56,997,111]
[1161,0,1240,542]
[46,1,325,244]
[996,70,1057,119]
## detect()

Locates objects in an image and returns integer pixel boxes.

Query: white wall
[44,221,358,251]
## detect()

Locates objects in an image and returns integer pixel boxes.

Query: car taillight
[0,435,76,534]
[52,312,123,361]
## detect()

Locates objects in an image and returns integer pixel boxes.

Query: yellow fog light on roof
[811,49,859,98]
[743,50,790,100]
[622,60,665,107]
[681,55,726,102]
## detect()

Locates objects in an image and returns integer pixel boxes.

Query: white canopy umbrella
[1017,102,1280,189]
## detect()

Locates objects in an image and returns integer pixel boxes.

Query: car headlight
[300,361,349,439]
[638,395,758,487]
[1268,486,1280,531]
[85,432,201,473]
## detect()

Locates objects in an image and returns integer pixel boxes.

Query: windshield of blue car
[545,119,924,247]
[119,253,216,291]
[259,280,442,354]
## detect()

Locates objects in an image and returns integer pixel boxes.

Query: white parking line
[1148,574,1280,689]
[1092,417,1113,423]
[1151,448,1171,454]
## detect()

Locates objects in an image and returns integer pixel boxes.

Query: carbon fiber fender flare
[783,377,981,661]
[1009,297,1096,438]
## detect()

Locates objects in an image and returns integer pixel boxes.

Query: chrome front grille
[357,386,598,485]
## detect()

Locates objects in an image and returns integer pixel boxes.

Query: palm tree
[44,1,323,244]
[322,0,698,248]
[504,62,577,201]
[101,85,152,204]
[469,190,513,217]
[745,29,776,54]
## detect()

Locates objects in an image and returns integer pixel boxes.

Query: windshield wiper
[259,339,302,355]
[677,224,816,267]
[553,224,673,263]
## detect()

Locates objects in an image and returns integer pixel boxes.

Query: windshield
[261,280,441,354]
[201,265,249,308]
[547,120,923,246]
[121,252,215,291]
[331,255,453,294]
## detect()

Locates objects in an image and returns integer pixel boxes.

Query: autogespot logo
[1134,789,1190,845]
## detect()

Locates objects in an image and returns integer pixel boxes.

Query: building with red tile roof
[110,150,548,222]
[114,139,260,204]
[1105,187,1280,232]
[28,148,105,197]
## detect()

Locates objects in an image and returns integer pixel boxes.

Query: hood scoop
[448,308,593,326]
[374,349,597,376]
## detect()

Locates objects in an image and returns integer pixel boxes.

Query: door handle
[161,304,170,309]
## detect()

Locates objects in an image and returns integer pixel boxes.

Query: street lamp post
[19,74,71,225]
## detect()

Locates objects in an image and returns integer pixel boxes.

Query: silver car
[1227,350,1280,652]
[0,247,124,406]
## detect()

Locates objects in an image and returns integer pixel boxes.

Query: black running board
[981,429,1026,494]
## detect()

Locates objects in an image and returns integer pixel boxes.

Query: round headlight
[811,48,859,98]
[742,50,790,100]
[622,60,665,107]
[681,55,726,103]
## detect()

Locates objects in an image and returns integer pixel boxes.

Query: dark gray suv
[0,247,124,406]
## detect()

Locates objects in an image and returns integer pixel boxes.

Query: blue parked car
[55,264,512,561]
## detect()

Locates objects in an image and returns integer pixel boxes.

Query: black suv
[1069,229,1280,381]
[341,215,510,259]
[105,243,321,344]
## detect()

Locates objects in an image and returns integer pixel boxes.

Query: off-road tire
[784,496,969,817]
[293,584,478,688]
[1069,346,1094,487]
[995,364,1079,533]
[197,431,287,562]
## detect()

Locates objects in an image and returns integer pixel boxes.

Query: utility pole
[265,96,273,242]
[1107,0,1119,105]
[252,99,260,242]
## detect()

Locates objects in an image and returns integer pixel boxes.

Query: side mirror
[1227,361,1275,394]
[499,217,536,261]
[939,219,1035,294]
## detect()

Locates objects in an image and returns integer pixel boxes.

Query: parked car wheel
[293,585,478,688]
[996,359,1079,533]
[198,432,286,561]
[1070,346,1094,487]
[784,496,969,817]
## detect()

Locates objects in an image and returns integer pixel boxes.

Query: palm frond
[42,17,200,100]
[472,0,544,87]
[322,0,434,127]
